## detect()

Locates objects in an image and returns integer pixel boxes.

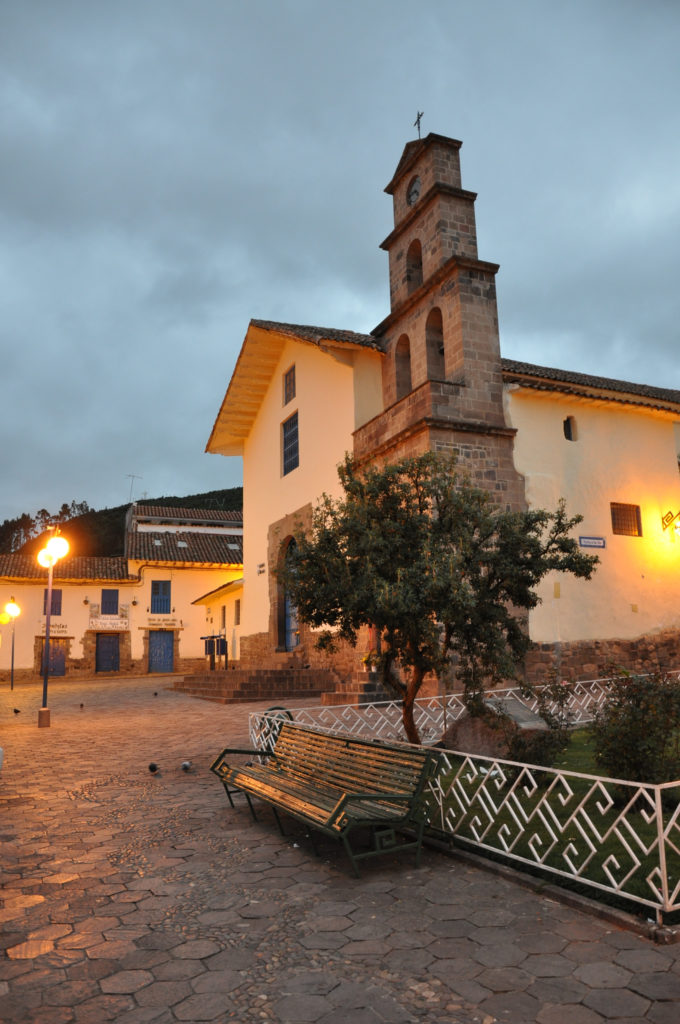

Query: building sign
[147,617,179,628]
[88,616,129,631]
[579,536,606,549]
[39,621,70,636]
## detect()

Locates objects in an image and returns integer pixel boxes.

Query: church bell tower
[353,133,525,511]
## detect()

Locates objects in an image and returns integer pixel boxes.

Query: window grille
[610,502,642,537]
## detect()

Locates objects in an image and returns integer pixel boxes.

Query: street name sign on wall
[579,536,606,549]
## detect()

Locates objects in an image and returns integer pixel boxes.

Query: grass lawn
[555,727,599,774]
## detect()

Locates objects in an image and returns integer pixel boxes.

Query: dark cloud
[2,0,679,522]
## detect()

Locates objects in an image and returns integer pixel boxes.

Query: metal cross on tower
[414,111,424,138]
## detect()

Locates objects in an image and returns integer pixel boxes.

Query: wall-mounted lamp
[256,563,266,575]
[662,510,680,535]
[83,596,89,605]
[131,598,138,606]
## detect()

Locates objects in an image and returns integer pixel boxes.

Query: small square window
[282,412,299,475]
[283,365,296,405]
[610,502,642,537]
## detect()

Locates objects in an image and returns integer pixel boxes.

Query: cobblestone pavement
[2,677,680,1024]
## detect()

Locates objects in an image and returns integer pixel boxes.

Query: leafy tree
[283,452,598,744]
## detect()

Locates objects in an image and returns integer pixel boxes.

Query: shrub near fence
[250,679,680,923]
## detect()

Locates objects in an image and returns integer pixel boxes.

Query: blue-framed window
[282,412,299,476]
[101,589,119,615]
[151,580,171,613]
[43,589,62,616]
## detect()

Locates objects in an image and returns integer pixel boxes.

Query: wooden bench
[210,721,437,876]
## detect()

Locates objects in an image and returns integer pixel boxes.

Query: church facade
[207,133,680,685]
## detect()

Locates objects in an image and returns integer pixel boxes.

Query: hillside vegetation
[1,487,243,559]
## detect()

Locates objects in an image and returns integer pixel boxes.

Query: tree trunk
[401,667,423,745]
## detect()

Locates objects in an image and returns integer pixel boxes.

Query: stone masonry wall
[524,628,680,686]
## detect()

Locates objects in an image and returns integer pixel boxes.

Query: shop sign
[88,616,129,631]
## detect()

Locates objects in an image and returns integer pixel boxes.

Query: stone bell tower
[353,133,525,510]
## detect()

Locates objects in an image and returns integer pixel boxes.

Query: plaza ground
[1,676,680,1023]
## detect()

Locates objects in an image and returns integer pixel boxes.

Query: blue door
[149,630,174,673]
[96,633,120,672]
[42,638,66,676]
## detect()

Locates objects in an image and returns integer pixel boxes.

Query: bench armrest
[210,748,276,774]
[217,748,266,756]
[328,791,415,827]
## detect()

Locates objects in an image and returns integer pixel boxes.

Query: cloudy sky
[2,0,679,524]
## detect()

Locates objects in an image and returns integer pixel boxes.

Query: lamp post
[37,531,69,728]
[4,599,20,691]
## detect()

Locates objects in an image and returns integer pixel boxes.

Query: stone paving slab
[2,676,680,1023]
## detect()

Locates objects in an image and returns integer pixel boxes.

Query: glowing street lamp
[4,599,20,691]
[37,531,69,728]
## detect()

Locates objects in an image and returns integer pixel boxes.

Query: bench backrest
[271,722,434,796]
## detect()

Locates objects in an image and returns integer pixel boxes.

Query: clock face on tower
[407,175,421,206]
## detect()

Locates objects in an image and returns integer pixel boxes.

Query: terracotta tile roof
[132,505,242,524]
[126,532,243,566]
[0,555,132,581]
[251,319,381,351]
[501,358,680,409]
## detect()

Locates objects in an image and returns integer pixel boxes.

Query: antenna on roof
[126,474,142,502]
[414,111,424,139]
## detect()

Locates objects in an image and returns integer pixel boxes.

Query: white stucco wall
[242,340,381,638]
[505,386,680,643]
[0,580,98,670]
[197,581,243,662]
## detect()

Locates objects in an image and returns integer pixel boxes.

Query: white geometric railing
[249,678,680,922]
[428,752,680,921]
[249,677,615,750]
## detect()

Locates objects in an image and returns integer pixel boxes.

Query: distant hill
[11,487,242,559]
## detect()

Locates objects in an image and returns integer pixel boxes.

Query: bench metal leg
[223,783,259,822]
[342,833,362,878]
[243,792,258,822]
[271,806,285,835]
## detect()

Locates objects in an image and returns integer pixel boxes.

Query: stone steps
[174,667,394,708]
[173,668,336,705]
[320,672,393,706]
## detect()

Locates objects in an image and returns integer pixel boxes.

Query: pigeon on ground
[13,708,20,714]
[148,762,159,774]
[181,761,192,772]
